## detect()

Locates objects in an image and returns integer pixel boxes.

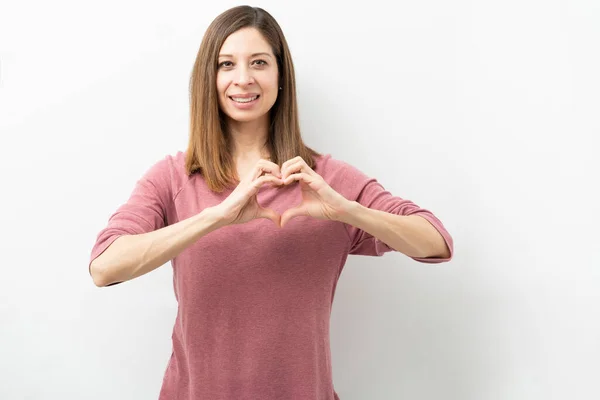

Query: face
[216,27,280,124]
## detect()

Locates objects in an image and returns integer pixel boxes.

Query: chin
[226,111,264,123]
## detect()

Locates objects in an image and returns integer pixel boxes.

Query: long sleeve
[323,156,453,263]
[88,155,174,273]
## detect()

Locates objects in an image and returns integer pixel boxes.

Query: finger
[280,205,307,227]
[257,207,281,226]
[281,156,302,172]
[253,174,283,189]
[281,157,302,177]
[257,159,283,176]
[282,172,311,185]
[251,159,282,181]
[282,159,316,179]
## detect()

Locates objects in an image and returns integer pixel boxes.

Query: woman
[89,5,453,400]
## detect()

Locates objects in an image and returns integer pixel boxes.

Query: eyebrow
[218,52,273,58]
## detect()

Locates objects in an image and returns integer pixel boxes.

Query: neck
[228,115,271,162]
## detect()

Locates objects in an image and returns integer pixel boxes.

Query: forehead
[219,27,273,57]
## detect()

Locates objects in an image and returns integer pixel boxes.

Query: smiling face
[216,27,280,125]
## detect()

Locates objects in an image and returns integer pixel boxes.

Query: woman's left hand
[279,156,352,227]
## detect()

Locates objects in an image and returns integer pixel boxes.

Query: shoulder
[313,153,371,184]
[312,153,374,197]
[143,150,194,200]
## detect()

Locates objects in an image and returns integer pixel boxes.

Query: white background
[1,0,598,399]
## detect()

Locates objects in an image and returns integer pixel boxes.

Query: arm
[90,206,225,287]
[336,201,451,259]
[90,157,285,287]
[278,155,454,262]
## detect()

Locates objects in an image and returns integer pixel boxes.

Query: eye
[218,61,233,68]
[253,59,267,66]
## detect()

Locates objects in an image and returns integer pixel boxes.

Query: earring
[279,86,282,90]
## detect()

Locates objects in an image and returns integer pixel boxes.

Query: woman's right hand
[214,159,284,226]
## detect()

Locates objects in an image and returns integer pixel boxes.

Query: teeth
[232,96,258,103]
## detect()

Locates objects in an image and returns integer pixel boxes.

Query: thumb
[280,205,307,228]
[257,206,281,227]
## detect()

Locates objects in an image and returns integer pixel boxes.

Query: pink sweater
[89,151,453,399]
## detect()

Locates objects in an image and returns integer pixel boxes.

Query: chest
[169,180,351,298]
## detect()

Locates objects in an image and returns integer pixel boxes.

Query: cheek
[269,76,280,95]
[216,73,229,93]
[215,80,229,110]
[261,76,279,95]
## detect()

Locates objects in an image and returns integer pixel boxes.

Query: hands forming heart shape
[216,156,351,228]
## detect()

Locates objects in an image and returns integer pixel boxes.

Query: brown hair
[185,5,320,192]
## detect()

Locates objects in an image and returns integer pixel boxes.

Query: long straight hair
[185,6,320,192]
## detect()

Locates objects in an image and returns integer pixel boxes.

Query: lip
[229,94,260,109]
[228,93,260,98]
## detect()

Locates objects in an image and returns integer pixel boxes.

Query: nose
[234,65,254,86]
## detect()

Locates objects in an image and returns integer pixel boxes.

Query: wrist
[201,205,229,230]
[333,200,361,224]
